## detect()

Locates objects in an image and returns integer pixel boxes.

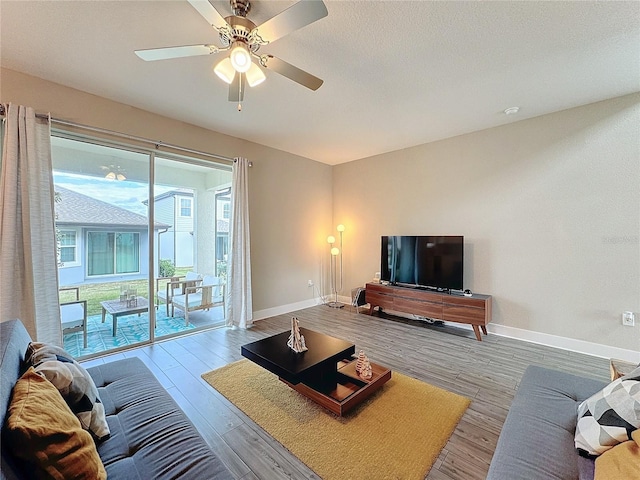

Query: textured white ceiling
[1,1,639,165]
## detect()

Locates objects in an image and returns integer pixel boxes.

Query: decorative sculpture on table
[287,317,308,353]
[355,350,373,380]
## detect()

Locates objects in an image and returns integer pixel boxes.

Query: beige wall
[333,93,640,352]
[1,68,333,312]
[3,68,639,352]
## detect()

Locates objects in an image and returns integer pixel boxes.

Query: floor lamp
[326,224,345,308]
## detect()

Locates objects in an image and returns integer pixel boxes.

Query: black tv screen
[381,236,464,291]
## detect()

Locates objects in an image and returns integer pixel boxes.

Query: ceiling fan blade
[253,0,328,44]
[135,44,215,61]
[228,73,246,102]
[262,55,323,91]
[187,0,230,30]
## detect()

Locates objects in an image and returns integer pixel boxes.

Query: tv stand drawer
[442,305,486,325]
[394,297,442,318]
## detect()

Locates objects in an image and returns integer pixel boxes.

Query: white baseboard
[441,320,639,363]
[253,294,353,322]
[252,298,324,322]
[483,323,640,363]
[254,300,639,364]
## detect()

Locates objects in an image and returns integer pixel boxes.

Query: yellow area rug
[202,359,470,479]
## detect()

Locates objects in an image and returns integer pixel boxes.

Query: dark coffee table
[241,327,391,415]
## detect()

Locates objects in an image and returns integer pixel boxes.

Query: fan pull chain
[238,73,243,112]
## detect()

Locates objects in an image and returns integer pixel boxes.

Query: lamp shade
[246,62,266,87]
[331,247,340,256]
[327,235,335,244]
[230,42,251,73]
[214,58,235,84]
[337,224,345,232]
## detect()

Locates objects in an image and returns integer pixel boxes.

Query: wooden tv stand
[365,283,492,341]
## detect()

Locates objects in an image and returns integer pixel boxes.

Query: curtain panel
[225,157,253,328]
[0,104,62,344]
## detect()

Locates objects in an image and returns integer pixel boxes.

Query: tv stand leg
[481,325,488,335]
[472,325,483,342]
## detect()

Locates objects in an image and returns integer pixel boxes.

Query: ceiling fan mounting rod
[230,0,251,18]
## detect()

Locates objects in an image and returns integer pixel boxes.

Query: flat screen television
[380,236,464,291]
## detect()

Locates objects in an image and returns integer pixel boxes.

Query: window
[179,198,192,217]
[58,229,79,266]
[87,231,140,276]
[223,203,230,220]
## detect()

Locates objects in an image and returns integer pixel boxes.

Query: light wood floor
[82,304,610,480]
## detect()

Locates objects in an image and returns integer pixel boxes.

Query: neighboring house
[55,186,169,286]
[215,188,230,266]
[148,189,195,268]
[148,188,231,271]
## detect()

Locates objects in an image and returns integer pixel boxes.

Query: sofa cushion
[185,271,201,282]
[5,367,107,479]
[575,366,640,456]
[486,365,607,480]
[88,357,233,479]
[26,342,110,440]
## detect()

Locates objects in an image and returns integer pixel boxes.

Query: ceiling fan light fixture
[214,57,236,84]
[104,166,126,181]
[246,62,266,87]
[230,41,251,73]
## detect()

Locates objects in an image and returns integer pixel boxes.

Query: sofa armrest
[1,320,35,480]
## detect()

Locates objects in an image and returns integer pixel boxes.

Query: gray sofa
[487,365,607,480]
[1,319,233,479]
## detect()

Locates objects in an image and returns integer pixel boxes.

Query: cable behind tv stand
[365,283,492,341]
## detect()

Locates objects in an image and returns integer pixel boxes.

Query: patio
[63,305,225,357]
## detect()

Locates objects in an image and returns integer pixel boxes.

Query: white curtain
[225,157,253,328]
[0,104,62,344]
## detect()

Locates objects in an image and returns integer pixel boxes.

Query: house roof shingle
[55,186,170,229]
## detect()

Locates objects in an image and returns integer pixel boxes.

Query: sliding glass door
[52,135,231,358]
[153,156,231,340]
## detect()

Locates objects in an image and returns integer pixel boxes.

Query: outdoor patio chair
[170,275,224,326]
[157,271,202,315]
[59,287,88,348]
[156,274,184,315]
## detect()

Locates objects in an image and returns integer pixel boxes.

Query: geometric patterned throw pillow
[575,366,640,457]
[25,342,111,441]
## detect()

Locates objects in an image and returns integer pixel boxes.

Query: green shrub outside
[159,259,176,277]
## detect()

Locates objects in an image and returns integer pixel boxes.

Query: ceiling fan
[100,165,126,181]
[135,0,328,109]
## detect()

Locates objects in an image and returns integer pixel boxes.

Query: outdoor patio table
[100,297,149,336]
